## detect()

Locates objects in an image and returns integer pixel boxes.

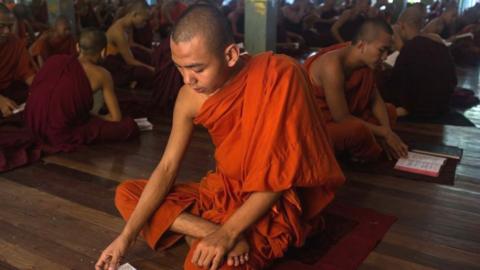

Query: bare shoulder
[175,85,207,120]
[312,50,343,80]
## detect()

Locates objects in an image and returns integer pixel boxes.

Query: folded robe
[304,43,397,161]
[25,55,139,152]
[115,52,345,269]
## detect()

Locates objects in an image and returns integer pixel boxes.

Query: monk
[25,29,138,151]
[96,4,344,270]
[331,0,370,43]
[422,3,457,39]
[383,7,457,121]
[227,0,245,43]
[29,16,76,69]
[0,4,35,118]
[305,18,408,161]
[105,0,154,88]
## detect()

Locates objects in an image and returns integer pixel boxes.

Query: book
[409,143,462,160]
[394,152,446,177]
[134,118,153,131]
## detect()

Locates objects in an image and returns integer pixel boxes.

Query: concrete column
[47,0,75,33]
[244,0,278,54]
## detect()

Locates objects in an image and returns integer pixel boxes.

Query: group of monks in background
[1,0,480,269]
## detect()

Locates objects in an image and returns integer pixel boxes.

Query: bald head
[79,28,107,56]
[0,3,15,44]
[125,0,149,14]
[171,4,233,54]
[398,6,425,31]
[353,18,393,44]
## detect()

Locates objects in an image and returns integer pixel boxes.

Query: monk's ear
[224,43,240,68]
[355,40,367,53]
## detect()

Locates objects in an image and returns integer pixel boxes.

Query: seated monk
[29,16,76,69]
[0,4,35,118]
[331,0,370,43]
[422,3,457,39]
[96,5,344,270]
[382,7,457,121]
[25,29,139,152]
[105,0,154,88]
[305,18,408,161]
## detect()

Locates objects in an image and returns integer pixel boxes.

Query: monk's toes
[227,256,234,266]
[239,255,245,265]
[234,256,240,267]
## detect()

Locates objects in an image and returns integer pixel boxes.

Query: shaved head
[125,0,149,14]
[79,28,107,55]
[398,6,425,31]
[353,18,393,44]
[171,4,233,54]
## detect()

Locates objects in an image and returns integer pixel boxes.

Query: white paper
[134,118,153,131]
[384,51,399,67]
[12,103,26,114]
[118,263,137,270]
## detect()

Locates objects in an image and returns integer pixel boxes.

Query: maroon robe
[25,55,139,152]
[149,38,183,113]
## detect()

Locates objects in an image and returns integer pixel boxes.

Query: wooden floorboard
[1,64,479,270]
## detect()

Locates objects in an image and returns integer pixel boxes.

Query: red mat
[273,202,397,270]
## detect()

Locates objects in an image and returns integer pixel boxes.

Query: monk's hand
[0,95,18,118]
[192,228,236,270]
[383,130,408,159]
[95,234,134,270]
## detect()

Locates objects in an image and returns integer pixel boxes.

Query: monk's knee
[114,180,146,212]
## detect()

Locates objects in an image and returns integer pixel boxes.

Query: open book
[394,152,446,177]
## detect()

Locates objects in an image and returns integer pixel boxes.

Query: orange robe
[0,34,35,103]
[29,32,77,65]
[304,43,397,161]
[115,52,345,269]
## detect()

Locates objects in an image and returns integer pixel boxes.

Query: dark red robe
[25,55,139,152]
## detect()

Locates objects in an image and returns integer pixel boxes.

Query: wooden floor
[1,66,480,270]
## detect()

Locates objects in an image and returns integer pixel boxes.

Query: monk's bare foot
[185,235,195,247]
[227,237,249,267]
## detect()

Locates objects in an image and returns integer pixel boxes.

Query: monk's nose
[183,72,197,85]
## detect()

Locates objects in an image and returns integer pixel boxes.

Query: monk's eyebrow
[173,61,205,69]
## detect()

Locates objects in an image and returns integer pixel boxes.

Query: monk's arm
[114,32,155,72]
[222,191,282,238]
[331,10,349,43]
[318,57,388,137]
[24,74,35,86]
[370,88,391,130]
[119,87,194,240]
[99,69,122,122]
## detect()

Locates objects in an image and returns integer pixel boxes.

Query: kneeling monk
[25,29,139,152]
[96,4,345,270]
[0,4,35,118]
[305,18,408,161]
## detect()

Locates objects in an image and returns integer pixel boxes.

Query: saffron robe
[115,52,345,269]
[304,43,397,161]
[29,32,77,65]
[383,36,457,119]
[25,55,139,152]
[0,35,35,103]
